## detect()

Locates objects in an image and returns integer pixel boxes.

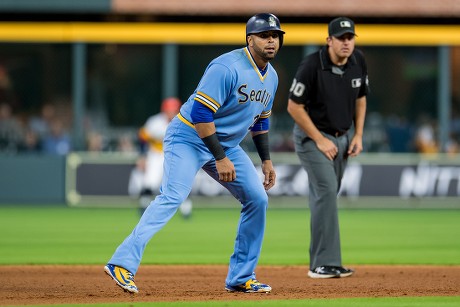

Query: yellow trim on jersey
[195,91,220,112]
[260,110,272,118]
[244,47,267,82]
[177,113,195,128]
[195,97,218,113]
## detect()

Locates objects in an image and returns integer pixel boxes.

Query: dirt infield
[2,265,460,306]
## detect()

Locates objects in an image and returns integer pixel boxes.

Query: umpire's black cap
[328,17,357,37]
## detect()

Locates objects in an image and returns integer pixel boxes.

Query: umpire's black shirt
[289,45,369,136]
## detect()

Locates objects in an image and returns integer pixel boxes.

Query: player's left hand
[261,160,276,191]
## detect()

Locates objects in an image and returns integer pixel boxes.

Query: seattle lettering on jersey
[237,84,271,108]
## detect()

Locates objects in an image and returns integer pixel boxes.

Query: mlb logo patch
[340,21,352,28]
[351,78,362,88]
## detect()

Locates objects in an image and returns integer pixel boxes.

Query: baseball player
[104,13,284,294]
[128,97,193,218]
[287,17,369,278]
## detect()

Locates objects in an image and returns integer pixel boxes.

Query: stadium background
[0,1,459,206]
[1,2,460,307]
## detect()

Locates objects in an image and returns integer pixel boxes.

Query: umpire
[287,17,369,278]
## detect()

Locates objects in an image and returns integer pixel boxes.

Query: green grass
[1,203,459,307]
[0,204,459,265]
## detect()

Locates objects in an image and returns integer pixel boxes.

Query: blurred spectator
[0,102,24,153]
[451,106,460,143]
[86,131,105,152]
[116,133,137,155]
[0,65,20,111]
[446,135,459,155]
[364,112,388,152]
[414,114,438,153]
[385,114,414,152]
[28,103,56,139]
[18,128,42,153]
[41,118,71,155]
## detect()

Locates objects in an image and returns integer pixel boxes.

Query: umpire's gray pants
[294,132,349,270]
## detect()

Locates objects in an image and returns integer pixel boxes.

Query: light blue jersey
[108,46,279,289]
[179,47,277,147]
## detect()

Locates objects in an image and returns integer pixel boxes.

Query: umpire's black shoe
[308,266,340,279]
[334,266,355,278]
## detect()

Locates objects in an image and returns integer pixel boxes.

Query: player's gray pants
[294,131,349,270]
[108,118,268,287]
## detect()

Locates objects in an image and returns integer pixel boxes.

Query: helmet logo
[268,16,276,27]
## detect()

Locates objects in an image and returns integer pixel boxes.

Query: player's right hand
[216,157,236,182]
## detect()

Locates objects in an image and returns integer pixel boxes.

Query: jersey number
[289,78,306,97]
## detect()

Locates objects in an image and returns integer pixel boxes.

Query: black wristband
[201,133,226,161]
[253,133,271,161]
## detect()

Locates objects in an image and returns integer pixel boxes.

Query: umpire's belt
[322,129,347,137]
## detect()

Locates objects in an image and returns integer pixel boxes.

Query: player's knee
[158,192,188,207]
[253,192,269,209]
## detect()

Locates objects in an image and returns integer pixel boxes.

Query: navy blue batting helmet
[246,13,285,47]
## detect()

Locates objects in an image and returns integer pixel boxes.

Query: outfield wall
[1,153,459,207]
[67,152,460,206]
[0,155,66,204]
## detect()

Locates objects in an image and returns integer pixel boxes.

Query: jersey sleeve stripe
[195,97,218,113]
[259,110,272,118]
[195,92,221,111]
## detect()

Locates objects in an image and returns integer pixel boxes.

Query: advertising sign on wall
[66,153,460,206]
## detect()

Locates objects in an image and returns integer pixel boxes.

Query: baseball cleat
[104,264,138,293]
[334,266,354,278]
[308,266,340,279]
[225,279,272,293]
